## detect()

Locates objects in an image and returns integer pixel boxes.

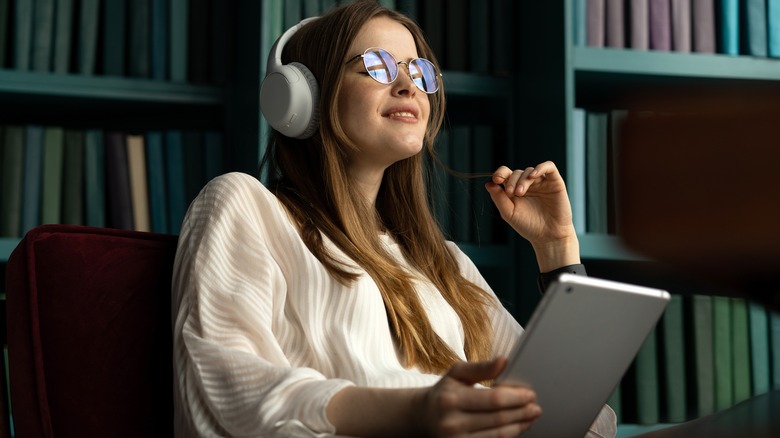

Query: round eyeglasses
[346,47,440,94]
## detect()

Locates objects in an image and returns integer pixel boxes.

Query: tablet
[495,274,670,438]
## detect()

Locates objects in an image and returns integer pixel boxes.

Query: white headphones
[260,17,320,139]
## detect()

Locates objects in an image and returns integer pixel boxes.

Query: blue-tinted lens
[408,58,438,93]
[362,48,398,84]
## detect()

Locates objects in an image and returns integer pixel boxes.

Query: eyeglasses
[346,47,440,94]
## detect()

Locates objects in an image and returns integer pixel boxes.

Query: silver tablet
[496,273,671,438]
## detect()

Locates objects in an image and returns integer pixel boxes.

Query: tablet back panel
[497,274,670,438]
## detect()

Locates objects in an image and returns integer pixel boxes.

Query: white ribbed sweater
[172,172,615,437]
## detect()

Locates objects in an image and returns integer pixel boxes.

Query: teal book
[719,0,739,55]
[61,130,85,225]
[770,0,780,57]
[0,0,7,67]
[14,0,33,69]
[170,0,188,82]
[770,311,780,389]
[635,329,660,424]
[20,125,45,235]
[713,296,734,411]
[145,131,168,233]
[0,126,25,237]
[128,0,151,78]
[470,124,493,245]
[165,130,187,234]
[41,127,65,225]
[741,0,767,56]
[748,302,770,396]
[661,294,686,422]
[78,0,99,74]
[450,125,472,243]
[52,0,74,73]
[151,0,168,80]
[569,108,586,234]
[103,0,126,76]
[84,129,105,227]
[31,0,56,71]
[731,298,752,404]
[203,130,224,182]
[572,0,587,46]
[586,111,608,234]
[691,295,715,417]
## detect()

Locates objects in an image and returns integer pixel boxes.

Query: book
[671,0,692,52]
[586,111,608,234]
[690,295,715,417]
[128,0,151,78]
[741,0,768,57]
[445,0,468,71]
[719,0,739,55]
[649,0,672,51]
[635,329,660,424]
[692,0,716,53]
[661,294,686,422]
[586,0,606,47]
[151,0,168,80]
[14,0,34,69]
[770,311,780,390]
[84,129,105,227]
[31,0,56,71]
[40,127,65,225]
[0,0,8,67]
[188,0,210,83]
[52,0,74,73]
[607,109,628,234]
[145,131,168,234]
[104,131,134,230]
[731,298,752,404]
[770,0,780,57]
[127,134,151,232]
[569,108,587,234]
[170,0,188,82]
[61,130,85,225]
[629,0,650,50]
[165,130,187,234]
[78,0,100,74]
[103,0,126,75]
[748,302,770,396]
[712,295,734,411]
[20,125,45,235]
[0,126,24,237]
[605,0,625,48]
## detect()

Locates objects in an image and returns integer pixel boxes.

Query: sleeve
[537,263,588,293]
[172,173,353,437]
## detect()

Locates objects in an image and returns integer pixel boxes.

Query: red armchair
[5,225,177,437]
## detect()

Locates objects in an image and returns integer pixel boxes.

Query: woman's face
[338,16,431,182]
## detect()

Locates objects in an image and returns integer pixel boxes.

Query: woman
[172,1,615,436]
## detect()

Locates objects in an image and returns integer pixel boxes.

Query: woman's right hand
[414,357,542,437]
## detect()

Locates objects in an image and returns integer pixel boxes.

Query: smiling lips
[384,108,418,122]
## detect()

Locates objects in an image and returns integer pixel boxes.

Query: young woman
[172,1,615,436]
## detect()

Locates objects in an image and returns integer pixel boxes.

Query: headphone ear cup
[259,62,320,139]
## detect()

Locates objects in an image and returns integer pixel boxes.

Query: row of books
[576,0,780,57]
[609,294,780,424]
[266,0,514,76]
[0,0,231,83]
[0,125,225,238]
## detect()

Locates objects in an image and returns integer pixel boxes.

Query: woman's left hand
[485,162,580,271]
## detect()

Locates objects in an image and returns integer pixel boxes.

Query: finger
[447,358,508,386]
[491,166,512,184]
[485,182,515,222]
[468,416,539,438]
[504,168,534,195]
[458,386,538,412]
[449,402,542,435]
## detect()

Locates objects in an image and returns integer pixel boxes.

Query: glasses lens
[409,58,439,93]
[362,48,398,84]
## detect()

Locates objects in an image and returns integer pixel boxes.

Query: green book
[61,130,85,225]
[165,130,187,234]
[52,0,73,73]
[41,126,65,225]
[635,329,660,424]
[748,302,770,396]
[145,131,168,233]
[0,126,25,237]
[128,0,151,78]
[586,111,609,234]
[0,0,9,67]
[14,0,33,69]
[151,0,168,80]
[20,125,45,235]
[691,295,715,417]
[720,0,739,55]
[569,108,587,234]
[170,0,188,82]
[770,0,780,58]
[713,295,734,411]
[31,0,55,71]
[741,0,767,56]
[103,0,126,76]
[770,311,780,390]
[77,0,99,74]
[661,294,686,422]
[84,129,105,227]
[731,298,752,404]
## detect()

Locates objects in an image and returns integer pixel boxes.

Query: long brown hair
[262,0,495,374]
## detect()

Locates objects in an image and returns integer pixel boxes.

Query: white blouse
[172,172,615,437]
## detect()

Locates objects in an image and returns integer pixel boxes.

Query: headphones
[260,17,320,139]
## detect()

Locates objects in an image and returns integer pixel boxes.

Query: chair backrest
[5,225,178,437]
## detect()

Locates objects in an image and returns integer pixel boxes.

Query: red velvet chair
[5,225,178,437]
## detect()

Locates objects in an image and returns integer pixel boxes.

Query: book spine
[671,0,692,52]
[748,303,770,396]
[52,0,74,73]
[170,0,188,82]
[569,108,587,234]
[14,0,34,69]
[742,0,768,56]
[165,130,186,234]
[649,0,672,51]
[0,0,8,67]
[151,0,169,80]
[78,0,100,74]
[127,134,151,232]
[770,0,780,57]
[605,0,625,47]
[103,0,127,76]
[692,0,716,53]
[720,0,739,55]
[691,295,715,417]
[635,330,660,424]
[105,131,134,230]
[661,294,686,422]
[31,0,56,71]
[40,126,65,225]
[731,298,752,404]
[20,125,44,235]
[61,129,85,225]
[629,0,650,50]
[586,111,608,234]
[587,0,606,47]
[0,126,25,237]
[128,0,152,78]
[713,296,734,410]
[146,131,169,233]
[84,129,105,227]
